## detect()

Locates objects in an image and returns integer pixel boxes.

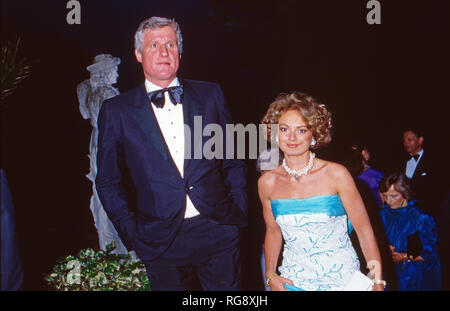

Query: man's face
[402,130,423,155]
[135,26,180,88]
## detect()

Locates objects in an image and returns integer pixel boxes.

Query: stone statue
[77,54,128,254]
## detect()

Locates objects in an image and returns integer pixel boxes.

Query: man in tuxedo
[401,128,443,218]
[96,16,248,290]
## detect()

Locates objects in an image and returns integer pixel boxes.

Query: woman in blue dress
[258,92,385,291]
[379,172,442,290]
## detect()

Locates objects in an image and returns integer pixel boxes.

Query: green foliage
[0,37,33,105]
[44,241,150,291]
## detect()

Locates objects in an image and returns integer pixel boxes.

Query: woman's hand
[267,274,294,291]
[389,245,424,263]
[372,283,385,291]
[410,255,425,262]
[389,245,408,264]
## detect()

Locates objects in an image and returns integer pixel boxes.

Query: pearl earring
[310,138,316,147]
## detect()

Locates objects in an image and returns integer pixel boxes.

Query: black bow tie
[409,154,420,161]
[148,85,183,108]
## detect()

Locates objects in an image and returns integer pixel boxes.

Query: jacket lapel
[412,152,425,179]
[127,81,205,177]
[180,79,205,174]
[128,84,173,164]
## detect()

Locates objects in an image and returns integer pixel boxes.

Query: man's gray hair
[134,16,183,54]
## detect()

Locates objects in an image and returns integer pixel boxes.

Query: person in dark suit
[95,16,248,290]
[401,128,444,219]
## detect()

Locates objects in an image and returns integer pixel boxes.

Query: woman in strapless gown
[271,195,359,290]
[258,92,385,291]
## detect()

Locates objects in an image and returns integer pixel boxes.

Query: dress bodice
[271,194,359,291]
[272,194,353,233]
[272,194,346,217]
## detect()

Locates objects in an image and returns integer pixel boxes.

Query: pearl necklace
[282,151,315,180]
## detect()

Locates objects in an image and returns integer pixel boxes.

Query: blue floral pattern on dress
[272,195,360,291]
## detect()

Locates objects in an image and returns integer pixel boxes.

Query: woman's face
[277,109,313,157]
[381,185,406,209]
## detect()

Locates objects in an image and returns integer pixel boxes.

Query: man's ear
[419,137,424,146]
[135,49,142,63]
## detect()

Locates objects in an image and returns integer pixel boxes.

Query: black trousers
[144,215,242,291]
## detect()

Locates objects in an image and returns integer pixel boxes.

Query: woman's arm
[258,175,293,291]
[332,164,384,290]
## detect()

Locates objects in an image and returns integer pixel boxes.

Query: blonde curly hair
[261,91,333,149]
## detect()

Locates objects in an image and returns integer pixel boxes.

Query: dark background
[1,0,449,290]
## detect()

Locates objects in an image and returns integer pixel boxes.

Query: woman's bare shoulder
[316,158,349,177]
[258,168,280,186]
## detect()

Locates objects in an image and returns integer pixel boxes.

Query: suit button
[187,186,194,190]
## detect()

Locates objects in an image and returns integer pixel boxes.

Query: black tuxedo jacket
[403,151,431,181]
[402,150,445,217]
[96,79,248,263]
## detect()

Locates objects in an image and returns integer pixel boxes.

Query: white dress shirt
[405,149,424,179]
[145,78,200,218]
